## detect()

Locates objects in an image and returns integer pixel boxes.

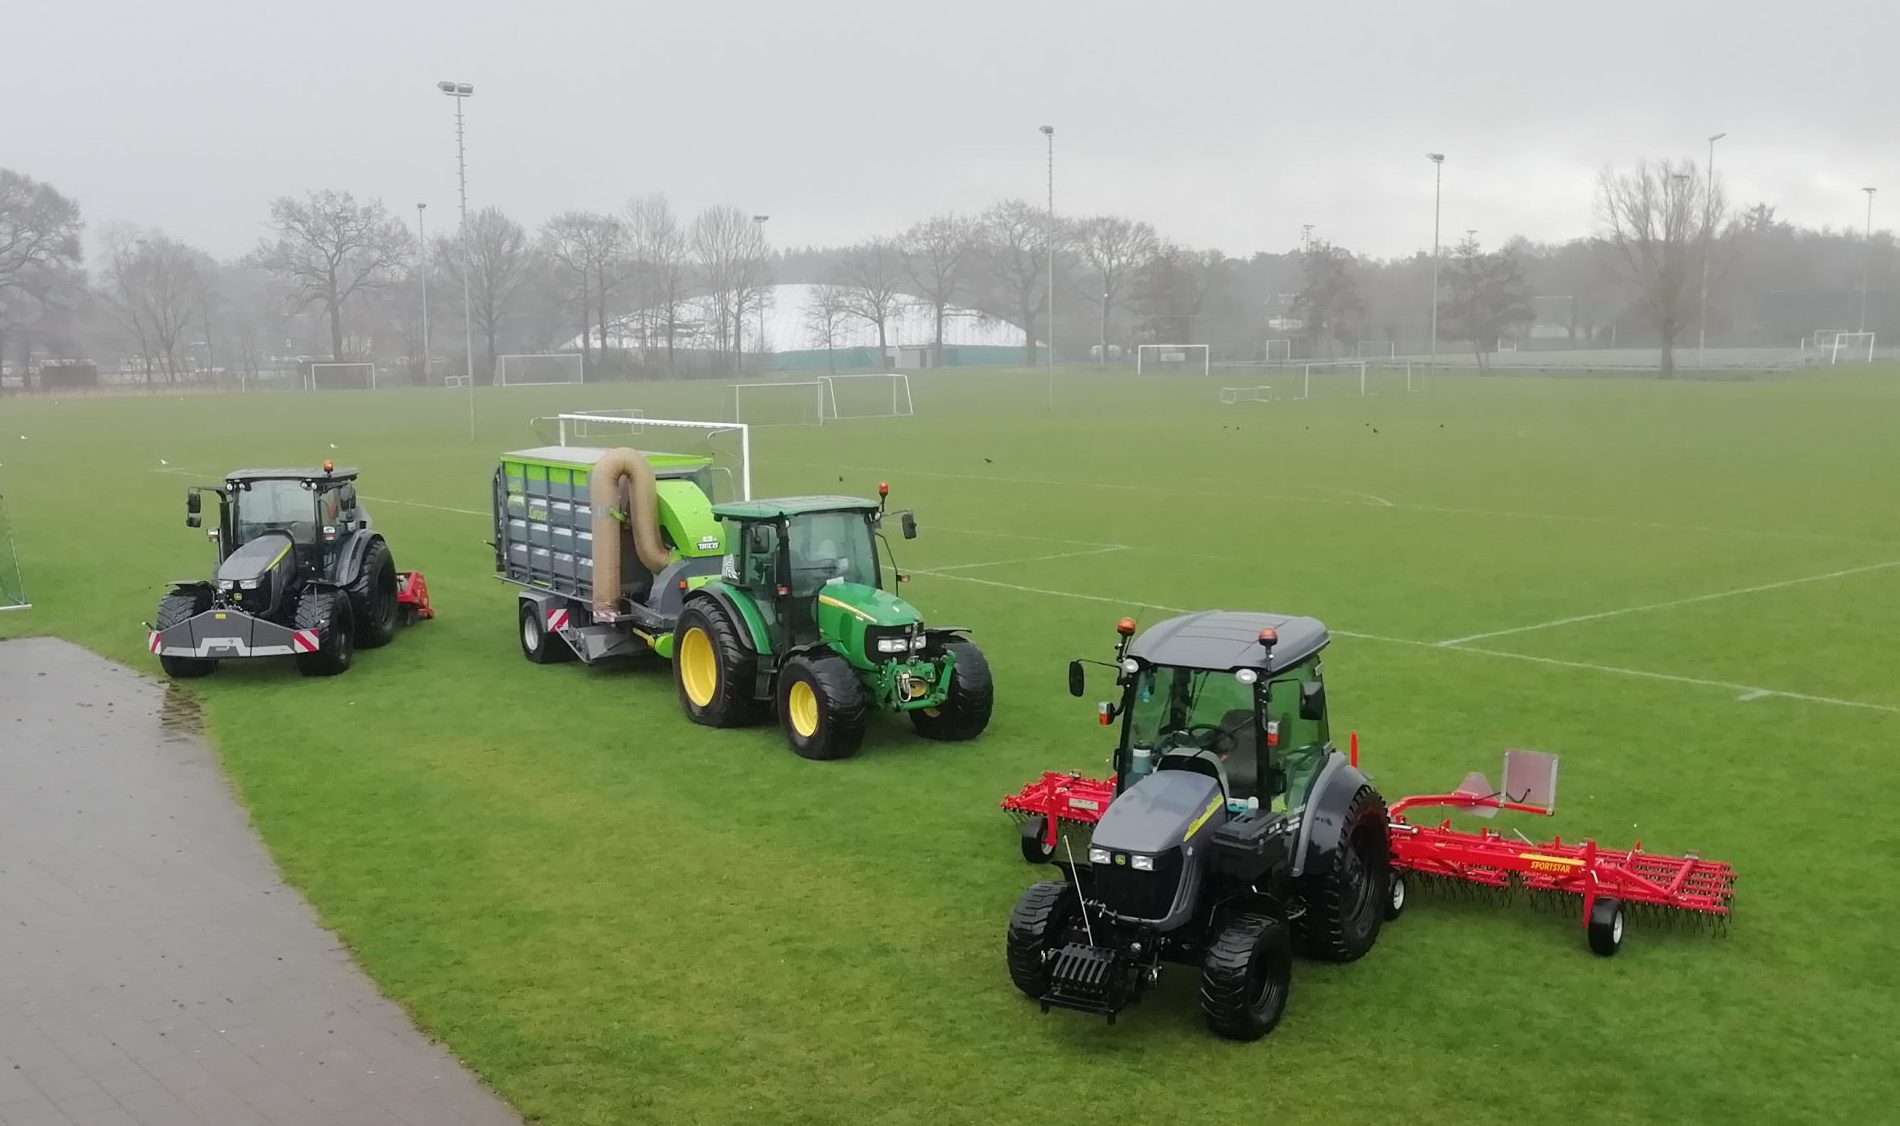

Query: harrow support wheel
[1588,897,1625,957]
[1020,816,1056,864]
[1385,869,1408,921]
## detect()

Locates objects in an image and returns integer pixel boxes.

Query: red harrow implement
[1002,741,1736,956]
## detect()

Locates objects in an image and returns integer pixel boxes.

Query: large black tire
[1293,785,1388,962]
[776,651,869,760]
[154,589,216,679]
[519,601,575,664]
[1199,913,1293,1041]
[346,538,399,649]
[1006,880,1079,999]
[909,637,994,742]
[673,600,766,727]
[294,590,354,677]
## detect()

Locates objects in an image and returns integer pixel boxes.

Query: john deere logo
[1113,854,1127,866]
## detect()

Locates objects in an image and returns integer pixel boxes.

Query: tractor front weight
[870,652,954,712]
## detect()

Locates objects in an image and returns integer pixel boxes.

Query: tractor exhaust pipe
[590,448,673,616]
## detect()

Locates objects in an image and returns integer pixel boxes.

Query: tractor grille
[1093,850,1183,921]
[1046,943,1131,1015]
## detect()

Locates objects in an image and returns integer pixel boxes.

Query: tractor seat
[1216,709,1261,799]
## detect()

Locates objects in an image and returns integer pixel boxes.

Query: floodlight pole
[416,203,431,384]
[439,80,475,438]
[752,215,770,373]
[1041,125,1055,408]
[1861,187,1878,332]
[1700,133,1725,368]
[1427,153,1444,368]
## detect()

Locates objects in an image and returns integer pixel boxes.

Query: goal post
[1219,385,1272,405]
[0,492,28,611]
[1136,344,1211,376]
[497,353,584,386]
[1264,339,1293,362]
[1353,341,1397,360]
[727,381,825,427]
[307,362,376,390]
[1827,331,1876,364]
[1300,361,1369,399]
[544,413,753,501]
[818,373,913,420]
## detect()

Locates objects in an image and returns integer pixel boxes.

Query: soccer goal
[1220,385,1272,405]
[0,492,28,612]
[1807,331,1876,364]
[1365,361,1424,395]
[308,362,376,390]
[1265,338,1293,362]
[543,412,753,501]
[497,353,584,386]
[728,381,824,427]
[819,373,913,420]
[1353,341,1397,360]
[1136,344,1211,376]
[1300,361,1369,399]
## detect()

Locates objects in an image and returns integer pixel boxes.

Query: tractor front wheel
[1006,880,1079,1000]
[909,638,993,742]
[776,652,868,760]
[673,601,765,727]
[154,590,215,679]
[1200,913,1293,1041]
[347,538,399,649]
[1293,784,1388,962]
[295,591,355,677]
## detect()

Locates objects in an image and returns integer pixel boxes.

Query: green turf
[5,367,1899,1124]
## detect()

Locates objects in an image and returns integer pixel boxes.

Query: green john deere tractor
[672,487,992,759]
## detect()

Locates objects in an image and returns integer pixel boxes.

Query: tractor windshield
[785,511,878,596]
[1126,665,1264,800]
[233,480,316,545]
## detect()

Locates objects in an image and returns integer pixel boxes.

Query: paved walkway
[0,639,521,1126]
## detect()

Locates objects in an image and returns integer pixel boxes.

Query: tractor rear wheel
[1006,880,1079,999]
[909,638,993,741]
[1292,785,1388,962]
[294,590,354,677]
[347,539,399,649]
[777,652,868,760]
[1200,913,1293,1041]
[673,601,765,727]
[154,590,216,679]
[519,602,575,664]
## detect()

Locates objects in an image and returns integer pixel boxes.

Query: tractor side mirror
[900,512,917,540]
[1067,660,1086,697]
[1299,680,1326,721]
[186,492,201,527]
[746,525,772,554]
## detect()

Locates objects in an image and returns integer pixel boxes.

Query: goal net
[1299,361,1369,399]
[308,362,376,390]
[0,493,28,612]
[1136,344,1211,376]
[1265,339,1293,362]
[1807,331,1876,364]
[820,374,913,420]
[727,381,824,427]
[536,412,753,502]
[497,353,584,386]
[1365,361,1424,395]
[1220,385,1272,405]
[1353,341,1397,360]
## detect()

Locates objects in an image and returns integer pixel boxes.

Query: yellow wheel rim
[787,680,820,738]
[679,626,718,708]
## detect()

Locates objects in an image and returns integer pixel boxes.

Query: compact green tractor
[673,487,991,759]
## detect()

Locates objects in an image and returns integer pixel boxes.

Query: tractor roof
[713,496,880,520]
[225,467,358,483]
[1128,611,1329,675]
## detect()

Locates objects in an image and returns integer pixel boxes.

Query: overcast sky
[5,0,1895,263]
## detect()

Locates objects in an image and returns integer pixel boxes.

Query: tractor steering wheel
[1183,722,1241,756]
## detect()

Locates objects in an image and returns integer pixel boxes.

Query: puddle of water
[158,684,205,743]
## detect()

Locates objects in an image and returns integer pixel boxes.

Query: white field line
[1436,558,1900,646]
[360,495,488,517]
[934,524,1126,549]
[923,546,1128,573]
[1299,485,1393,507]
[916,571,1898,715]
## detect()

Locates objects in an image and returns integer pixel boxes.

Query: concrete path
[0,638,521,1126]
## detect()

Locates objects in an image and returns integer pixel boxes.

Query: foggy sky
[5,0,1895,263]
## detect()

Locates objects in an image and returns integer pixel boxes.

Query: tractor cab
[1073,611,1333,816]
[712,490,920,657]
[191,463,364,579]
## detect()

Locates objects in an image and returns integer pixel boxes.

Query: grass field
[4,367,1899,1125]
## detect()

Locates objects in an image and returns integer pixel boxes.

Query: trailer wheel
[519,602,575,664]
[777,652,868,760]
[673,601,765,727]
[1588,897,1625,957]
[1293,785,1388,962]
[154,590,216,679]
[1385,869,1408,921]
[909,638,993,741]
[295,591,354,677]
[1199,913,1292,1041]
[347,538,399,649]
[1020,816,1056,864]
[1006,880,1078,999]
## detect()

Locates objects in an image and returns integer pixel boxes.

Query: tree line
[0,162,1892,387]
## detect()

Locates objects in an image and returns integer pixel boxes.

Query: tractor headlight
[1088,847,1111,865]
[240,579,259,590]
[1130,854,1155,872]
[911,634,927,650]
[220,580,237,591]
[877,637,909,654]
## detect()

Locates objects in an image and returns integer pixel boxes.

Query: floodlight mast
[1041,124,1055,408]
[439,80,475,437]
[1700,132,1726,368]
[1861,187,1878,333]
[1427,153,1444,368]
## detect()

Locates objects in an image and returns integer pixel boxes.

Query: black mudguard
[331,530,383,587]
[1291,754,1387,880]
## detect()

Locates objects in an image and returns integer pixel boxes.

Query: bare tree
[1443,236,1536,371]
[541,211,626,372]
[691,206,763,371]
[1133,244,1228,344]
[1291,241,1365,357]
[250,191,411,362]
[97,227,215,382]
[437,207,539,381]
[1597,158,1727,377]
[0,169,84,382]
[626,194,691,375]
[975,199,1056,365]
[803,283,852,373]
[900,214,977,366]
[835,238,906,362]
[1076,215,1158,364]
